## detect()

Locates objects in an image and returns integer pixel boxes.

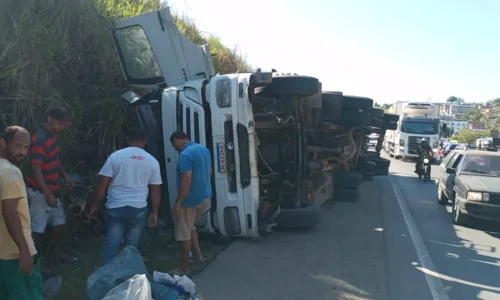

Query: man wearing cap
[25,106,73,263]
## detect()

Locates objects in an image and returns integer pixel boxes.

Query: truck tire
[370,117,383,128]
[374,167,389,176]
[322,93,373,110]
[255,75,320,97]
[276,202,322,229]
[326,108,370,125]
[334,188,361,202]
[341,95,374,109]
[332,171,363,188]
[359,161,376,173]
[383,120,397,130]
[371,108,384,118]
[383,113,399,122]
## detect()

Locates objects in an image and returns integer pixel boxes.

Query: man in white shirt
[87,127,162,265]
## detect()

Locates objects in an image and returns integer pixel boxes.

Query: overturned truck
[112,7,397,238]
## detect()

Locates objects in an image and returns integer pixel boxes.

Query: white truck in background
[384,102,440,160]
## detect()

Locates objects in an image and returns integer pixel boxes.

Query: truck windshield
[401,120,439,134]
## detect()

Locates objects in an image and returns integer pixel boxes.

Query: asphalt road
[194,155,500,300]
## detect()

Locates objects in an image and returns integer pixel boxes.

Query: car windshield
[460,155,500,176]
[446,144,458,151]
[401,120,439,134]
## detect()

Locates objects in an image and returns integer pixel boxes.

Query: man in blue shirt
[170,131,212,274]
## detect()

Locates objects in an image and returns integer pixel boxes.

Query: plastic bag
[101,274,152,300]
[85,246,149,300]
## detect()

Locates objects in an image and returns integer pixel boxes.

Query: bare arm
[175,171,192,206]
[31,164,52,197]
[150,184,161,216]
[89,175,112,207]
[2,199,30,254]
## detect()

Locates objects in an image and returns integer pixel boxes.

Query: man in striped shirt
[25,107,73,263]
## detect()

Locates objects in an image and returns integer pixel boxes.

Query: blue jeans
[102,206,148,265]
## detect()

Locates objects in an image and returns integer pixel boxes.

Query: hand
[87,203,98,218]
[46,194,58,208]
[18,249,33,275]
[147,213,158,228]
[172,202,182,219]
[64,174,73,190]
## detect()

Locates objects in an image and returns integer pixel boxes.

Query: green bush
[0,0,251,180]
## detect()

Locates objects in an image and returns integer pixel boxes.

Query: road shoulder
[194,181,387,300]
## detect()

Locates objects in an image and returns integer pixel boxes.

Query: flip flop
[190,255,209,264]
[169,268,191,277]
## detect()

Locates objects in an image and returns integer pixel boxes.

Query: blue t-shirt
[177,141,212,207]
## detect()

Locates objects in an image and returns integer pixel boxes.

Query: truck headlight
[433,148,438,153]
[433,142,438,148]
[216,79,232,108]
[423,158,430,164]
[399,139,404,146]
[466,192,489,202]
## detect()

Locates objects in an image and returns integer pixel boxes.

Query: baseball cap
[45,107,73,127]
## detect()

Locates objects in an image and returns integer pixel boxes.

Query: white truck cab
[113,8,326,237]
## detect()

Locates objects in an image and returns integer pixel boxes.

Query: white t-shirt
[99,147,162,209]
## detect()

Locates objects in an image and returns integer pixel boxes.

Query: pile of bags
[85,246,202,300]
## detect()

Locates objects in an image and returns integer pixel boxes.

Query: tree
[465,109,484,123]
[441,124,450,138]
[451,129,489,145]
[491,98,500,107]
[447,96,464,104]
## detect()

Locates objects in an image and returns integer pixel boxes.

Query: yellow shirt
[0,158,37,259]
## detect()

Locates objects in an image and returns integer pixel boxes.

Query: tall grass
[0,0,251,180]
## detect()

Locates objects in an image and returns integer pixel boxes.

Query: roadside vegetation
[0,1,248,298]
[0,0,251,181]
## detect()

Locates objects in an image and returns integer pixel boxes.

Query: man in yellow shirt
[0,126,43,300]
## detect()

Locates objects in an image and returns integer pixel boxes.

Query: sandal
[190,255,209,264]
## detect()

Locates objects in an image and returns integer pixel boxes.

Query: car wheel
[255,74,320,97]
[452,201,468,225]
[276,202,322,229]
[437,184,448,205]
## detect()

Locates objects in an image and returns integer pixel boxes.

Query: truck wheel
[382,120,397,130]
[326,108,371,125]
[332,171,363,188]
[371,108,385,118]
[370,117,383,128]
[276,202,322,229]
[374,167,389,176]
[359,161,377,173]
[255,75,320,97]
[383,113,399,122]
[334,188,361,202]
[322,93,374,109]
[341,95,374,109]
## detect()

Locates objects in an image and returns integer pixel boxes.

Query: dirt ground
[42,219,231,300]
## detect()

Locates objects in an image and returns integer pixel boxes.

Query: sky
[165,0,500,104]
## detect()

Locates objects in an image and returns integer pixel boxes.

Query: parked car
[436,150,500,225]
[454,143,469,151]
[439,143,458,159]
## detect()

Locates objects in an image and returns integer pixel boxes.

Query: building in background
[469,122,485,130]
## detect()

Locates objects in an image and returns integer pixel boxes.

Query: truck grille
[408,136,428,155]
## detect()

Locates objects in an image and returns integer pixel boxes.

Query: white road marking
[388,175,451,300]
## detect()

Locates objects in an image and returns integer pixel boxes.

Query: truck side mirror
[445,168,456,175]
